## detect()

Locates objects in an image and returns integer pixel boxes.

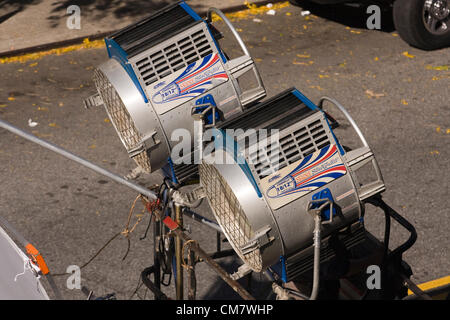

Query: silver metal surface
[91,7,266,174]
[0,119,157,201]
[198,93,385,276]
[207,8,250,56]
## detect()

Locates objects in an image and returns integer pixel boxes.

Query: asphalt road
[0,3,449,300]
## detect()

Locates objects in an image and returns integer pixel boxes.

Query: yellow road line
[1,2,291,64]
[408,275,450,295]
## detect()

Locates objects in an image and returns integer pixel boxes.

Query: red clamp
[25,243,50,275]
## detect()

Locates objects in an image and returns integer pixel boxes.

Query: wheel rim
[422,0,450,35]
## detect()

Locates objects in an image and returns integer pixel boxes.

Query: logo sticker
[148,53,228,114]
[261,144,346,210]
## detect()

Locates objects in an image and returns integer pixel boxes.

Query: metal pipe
[318,96,369,148]
[182,208,223,233]
[366,196,417,259]
[175,204,183,300]
[207,8,250,56]
[0,119,157,201]
[401,275,432,300]
[170,226,255,301]
[310,214,321,300]
[141,266,168,300]
[187,247,196,300]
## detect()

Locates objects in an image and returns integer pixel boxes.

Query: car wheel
[393,0,450,50]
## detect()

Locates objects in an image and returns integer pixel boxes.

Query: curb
[0,0,287,58]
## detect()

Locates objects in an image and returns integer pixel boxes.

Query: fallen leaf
[365,89,385,98]
[426,65,449,71]
[436,127,441,133]
[401,99,408,105]
[402,51,415,59]
[8,97,15,101]
[296,54,310,58]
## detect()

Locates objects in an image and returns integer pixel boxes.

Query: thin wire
[53,194,148,276]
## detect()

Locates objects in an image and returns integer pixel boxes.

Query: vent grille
[249,119,331,179]
[111,4,197,57]
[286,223,365,280]
[93,68,151,172]
[199,163,263,271]
[135,29,214,87]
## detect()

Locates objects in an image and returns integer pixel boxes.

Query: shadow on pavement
[201,259,273,300]
[0,0,41,24]
[47,0,174,27]
[289,0,395,32]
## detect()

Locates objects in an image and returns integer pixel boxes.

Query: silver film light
[85,1,266,174]
[199,88,386,281]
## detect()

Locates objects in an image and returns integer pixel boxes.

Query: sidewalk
[0,0,284,56]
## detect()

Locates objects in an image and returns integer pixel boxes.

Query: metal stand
[174,203,184,300]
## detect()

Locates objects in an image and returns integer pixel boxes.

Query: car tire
[393,0,450,50]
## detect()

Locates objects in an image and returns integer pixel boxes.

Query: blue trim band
[205,23,227,64]
[211,128,262,198]
[280,256,287,283]
[167,157,179,184]
[324,116,345,155]
[104,38,149,103]
[180,1,202,21]
[292,88,318,111]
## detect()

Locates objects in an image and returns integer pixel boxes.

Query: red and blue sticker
[262,144,347,210]
[150,53,228,114]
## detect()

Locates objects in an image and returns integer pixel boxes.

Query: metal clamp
[307,199,334,224]
[240,225,274,255]
[128,131,161,158]
[83,93,104,109]
[171,186,206,208]
[191,103,218,129]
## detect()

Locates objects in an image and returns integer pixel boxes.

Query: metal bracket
[83,93,104,109]
[192,95,219,129]
[171,186,206,208]
[344,146,385,201]
[128,131,160,157]
[230,264,252,280]
[307,199,333,224]
[240,225,274,255]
